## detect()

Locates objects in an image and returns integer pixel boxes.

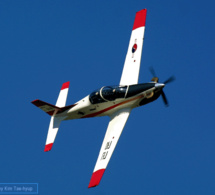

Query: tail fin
[32,81,75,152]
[31,99,75,116]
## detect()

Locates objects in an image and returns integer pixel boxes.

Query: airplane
[32,9,174,188]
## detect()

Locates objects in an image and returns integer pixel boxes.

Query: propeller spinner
[149,67,175,106]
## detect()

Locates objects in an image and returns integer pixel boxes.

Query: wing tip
[88,169,105,188]
[44,143,53,152]
[132,9,147,30]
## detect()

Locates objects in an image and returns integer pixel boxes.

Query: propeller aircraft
[32,9,174,188]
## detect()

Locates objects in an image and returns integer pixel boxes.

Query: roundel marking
[132,43,137,53]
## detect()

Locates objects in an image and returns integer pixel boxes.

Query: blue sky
[0,0,215,194]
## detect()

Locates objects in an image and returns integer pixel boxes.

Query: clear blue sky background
[0,0,215,194]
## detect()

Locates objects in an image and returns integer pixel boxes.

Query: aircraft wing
[88,108,131,188]
[120,9,147,85]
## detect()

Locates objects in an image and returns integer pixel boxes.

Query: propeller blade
[161,90,169,106]
[164,76,175,84]
[149,66,157,77]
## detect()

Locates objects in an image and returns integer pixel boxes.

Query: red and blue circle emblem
[132,43,137,53]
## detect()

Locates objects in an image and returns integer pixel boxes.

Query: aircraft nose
[155,83,165,89]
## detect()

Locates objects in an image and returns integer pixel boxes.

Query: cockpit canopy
[89,83,155,104]
[89,85,127,104]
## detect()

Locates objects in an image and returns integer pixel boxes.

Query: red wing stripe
[44,143,53,152]
[132,9,147,30]
[82,94,144,118]
[61,81,70,90]
[88,169,105,188]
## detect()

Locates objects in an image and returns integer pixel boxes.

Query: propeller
[149,67,175,107]
[149,67,159,83]
[149,66,157,78]
[164,76,175,84]
[161,90,168,106]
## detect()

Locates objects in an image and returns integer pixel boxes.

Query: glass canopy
[89,83,155,104]
[89,85,127,104]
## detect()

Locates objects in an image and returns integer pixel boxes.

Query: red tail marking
[61,81,70,90]
[44,143,53,152]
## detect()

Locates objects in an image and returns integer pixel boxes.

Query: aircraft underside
[31,9,174,188]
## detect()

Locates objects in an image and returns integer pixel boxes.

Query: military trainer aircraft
[32,9,174,188]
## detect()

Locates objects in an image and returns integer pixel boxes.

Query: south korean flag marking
[132,39,137,58]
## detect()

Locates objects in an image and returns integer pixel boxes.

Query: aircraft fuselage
[62,82,165,120]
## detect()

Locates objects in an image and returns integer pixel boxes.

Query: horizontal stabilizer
[56,81,70,107]
[44,115,64,152]
[31,82,76,152]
